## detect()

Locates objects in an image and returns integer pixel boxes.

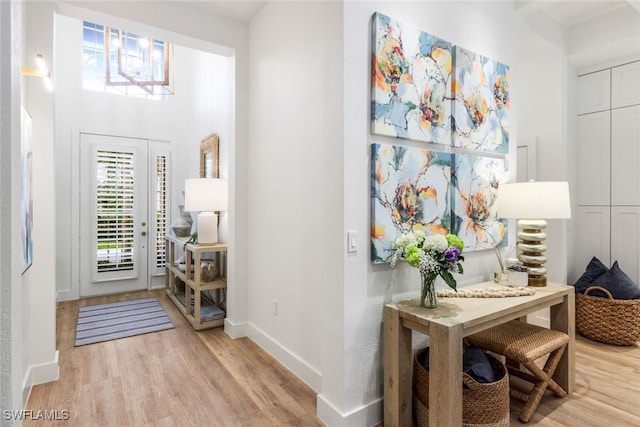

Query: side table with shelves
[165,234,227,330]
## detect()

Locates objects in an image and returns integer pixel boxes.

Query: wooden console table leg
[428,322,463,427]
[383,305,412,427]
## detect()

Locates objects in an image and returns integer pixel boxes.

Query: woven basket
[576,286,640,345]
[412,348,510,427]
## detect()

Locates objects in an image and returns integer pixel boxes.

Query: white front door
[79,133,169,297]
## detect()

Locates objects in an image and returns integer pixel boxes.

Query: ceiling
[182,1,266,23]
[516,0,640,68]
[531,0,635,26]
[182,0,639,68]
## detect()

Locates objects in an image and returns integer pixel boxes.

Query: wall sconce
[21,54,53,92]
[498,181,571,287]
[184,178,228,244]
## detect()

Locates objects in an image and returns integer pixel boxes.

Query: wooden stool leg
[517,346,568,423]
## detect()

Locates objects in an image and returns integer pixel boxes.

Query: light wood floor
[26,290,640,426]
[508,332,640,426]
[25,290,324,427]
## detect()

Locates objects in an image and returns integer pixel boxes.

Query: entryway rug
[75,297,175,346]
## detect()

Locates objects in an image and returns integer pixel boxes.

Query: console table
[165,235,227,330]
[383,281,575,427]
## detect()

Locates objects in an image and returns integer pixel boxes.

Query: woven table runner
[437,287,536,298]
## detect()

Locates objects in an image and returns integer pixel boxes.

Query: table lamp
[184,178,228,244]
[498,181,571,287]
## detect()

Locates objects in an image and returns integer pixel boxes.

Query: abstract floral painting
[371,12,452,145]
[451,153,508,251]
[21,106,33,273]
[451,46,510,153]
[371,143,452,263]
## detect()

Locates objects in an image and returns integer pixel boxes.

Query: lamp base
[197,212,219,244]
[528,275,547,287]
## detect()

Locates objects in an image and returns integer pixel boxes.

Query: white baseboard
[30,350,60,386]
[56,288,78,302]
[22,351,60,406]
[317,394,383,427]
[246,322,322,393]
[223,318,247,339]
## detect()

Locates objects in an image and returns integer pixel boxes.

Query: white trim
[22,350,60,404]
[29,350,60,386]
[578,54,640,76]
[223,317,247,339]
[317,394,382,427]
[246,322,321,393]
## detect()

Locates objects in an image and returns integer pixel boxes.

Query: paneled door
[79,133,170,297]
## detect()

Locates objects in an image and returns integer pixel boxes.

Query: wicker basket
[412,347,510,427]
[576,286,640,345]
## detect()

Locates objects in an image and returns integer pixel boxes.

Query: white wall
[518,49,573,284]
[337,1,520,424]
[0,0,27,418]
[247,0,344,393]
[50,1,249,336]
[249,1,521,424]
[53,6,234,301]
[22,0,59,396]
[52,0,251,331]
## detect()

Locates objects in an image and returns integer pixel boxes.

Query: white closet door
[611,206,640,285]
[578,69,611,115]
[612,61,640,109]
[611,105,640,205]
[576,206,611,271]
[577,111,610,205]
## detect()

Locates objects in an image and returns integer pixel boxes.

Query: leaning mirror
[200,133,219,178]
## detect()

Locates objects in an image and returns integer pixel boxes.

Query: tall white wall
[1,0,26,417]
[518,50,573,284]
[53,7,234,301]
[247,0,344,392]
[248,0,521,424]
[54,1,251,332]
[338,1,520,424]
[22,0,59,395]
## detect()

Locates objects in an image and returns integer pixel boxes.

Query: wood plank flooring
[25,290,324,427]
[26,290,640,426]
[511,333,640,426]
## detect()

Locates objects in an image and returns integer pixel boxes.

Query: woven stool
[467,320,570,423]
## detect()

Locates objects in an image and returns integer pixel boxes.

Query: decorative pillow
[574,257,609,293]
[463,344,497,385]
[590,261,640,300]
[417,345,498,386]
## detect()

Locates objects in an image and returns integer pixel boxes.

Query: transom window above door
[82,21,174,100]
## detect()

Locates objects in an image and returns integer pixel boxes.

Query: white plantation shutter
[153,153,168,270]
[95,149,136,273]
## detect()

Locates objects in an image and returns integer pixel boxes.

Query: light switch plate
[347,231,358,253]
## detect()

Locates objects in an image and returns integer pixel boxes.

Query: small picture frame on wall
[200,133,220,178]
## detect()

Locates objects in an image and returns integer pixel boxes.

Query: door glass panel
[154,154,168,269]
[95,149,136,273]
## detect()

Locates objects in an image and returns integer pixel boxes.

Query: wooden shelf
[165,235,227,330]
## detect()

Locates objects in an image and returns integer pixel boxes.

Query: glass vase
[420,272,438,308]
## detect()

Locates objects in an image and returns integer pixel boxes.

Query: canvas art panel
[371,142,452,263]
[451,46,510,153]
[21,106,33,273]
[371,12,452,145]
[451,153,508,251]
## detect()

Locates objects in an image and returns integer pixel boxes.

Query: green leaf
[440,270,457,291]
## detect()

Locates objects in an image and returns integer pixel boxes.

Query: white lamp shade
[184,178,228,212]
[498,181,571,219]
